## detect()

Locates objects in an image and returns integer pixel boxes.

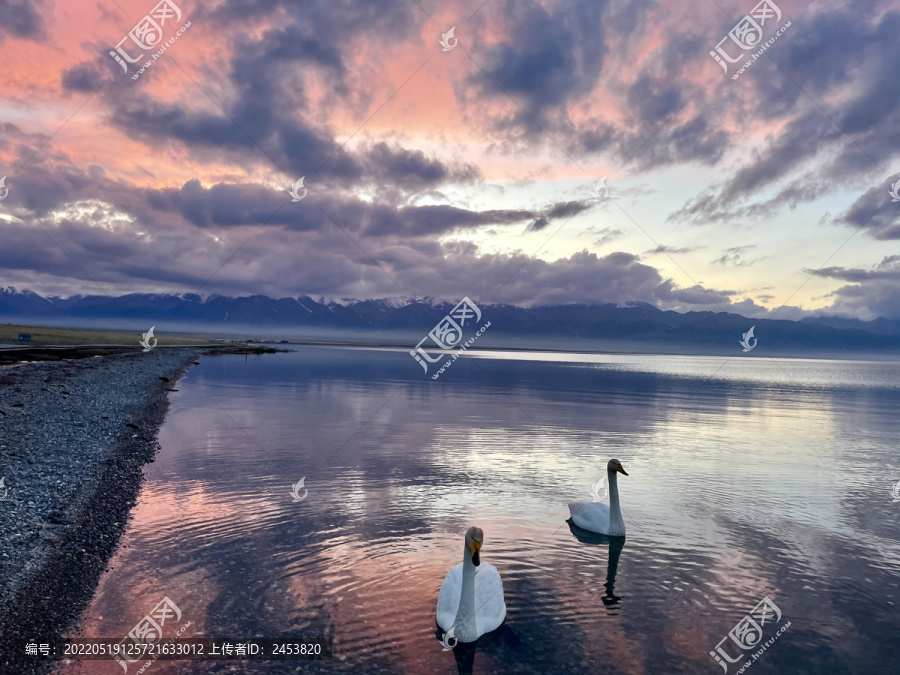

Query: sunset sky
[0,0,898,319]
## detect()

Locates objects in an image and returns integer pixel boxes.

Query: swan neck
[454,547,477,638]
[607,470,625,531]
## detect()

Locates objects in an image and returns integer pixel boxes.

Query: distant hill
[800,315,900,335]
[1,287,898,353]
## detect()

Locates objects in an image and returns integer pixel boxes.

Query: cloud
[808,256,900,320]
[833,174,900,240]
[461,1,731,171]
[61,62,107,93]
[4,0,900,325]
[805,256,900,283]
[141,179,591,237]
[365,143,480,189]
[465,0,609,123]
[0,202,754,315]
[644,244,702,255]
[524,200,593,232]
[712,245,766,267]
[105,91,477,190]
[593,226,623,247]
[667,5,900,226]
[0,0,45,42]
[91,1,447,190]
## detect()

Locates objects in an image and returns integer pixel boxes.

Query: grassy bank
[0,323,210,347]
[0,324,278,365]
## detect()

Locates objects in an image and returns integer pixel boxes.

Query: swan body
[568,501,622,535]
[436,527,506,643]
[569,458,628,536]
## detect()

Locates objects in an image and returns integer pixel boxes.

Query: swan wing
[436,563,462,631]
[474,563,506,635]
[569,501,611,535]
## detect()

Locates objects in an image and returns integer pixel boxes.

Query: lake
[57,346,900,674]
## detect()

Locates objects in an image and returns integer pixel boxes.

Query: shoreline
[0,343,276,366]
[0,348,233,672]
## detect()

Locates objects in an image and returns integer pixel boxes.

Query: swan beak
[616,465,628,476]
[470,540,482,566]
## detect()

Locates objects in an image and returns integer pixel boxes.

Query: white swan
[568,458,628,536]
[436,527,506,644]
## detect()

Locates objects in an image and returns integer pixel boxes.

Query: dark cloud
[525,217,548,233]
[665,283,737,311]
[459,0,733,170]
[429,249,740,309]
[0,0,45,42]
[604,0,656,37]
[0,204,752,314]
[525,200,593,233]
[2,166,99,216]
[96,0,451,190]
[0,139,587,242]
[834,175,900,240]
[61,62,106,93]
[105,96,475,190]
[155,0,900,228]
[112,98,260,151]
[627,73,684,128]
[809,256,900,319]
[665,173,836,225]
[669,6,900,225]
[546,200,590,219]
[725,113,838,196]
[623,113,730,172]
[666,113,842,225]
[774,8,900,137]
[806,256,900,283]
[146,179,304,229]
[363,203,535,237]
[141,180,587,237]
[466,0,609,121]
[364,143,480,189]
[459,0,731,171]
[208,0,417,47]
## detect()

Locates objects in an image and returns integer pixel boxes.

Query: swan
[436,527,506,644]
[568,458,628,536]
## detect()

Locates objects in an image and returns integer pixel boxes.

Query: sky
[0,0,898,320]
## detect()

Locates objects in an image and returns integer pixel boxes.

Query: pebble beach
[0,348,203,673]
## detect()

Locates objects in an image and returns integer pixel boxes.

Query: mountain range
[1,287,899,354]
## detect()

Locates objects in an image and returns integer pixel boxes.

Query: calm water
[58,347,900,674]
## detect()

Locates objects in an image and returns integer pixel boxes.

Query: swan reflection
[567,520,626,611]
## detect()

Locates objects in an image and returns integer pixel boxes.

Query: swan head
[465,526,484,567]
[607,458,628,476]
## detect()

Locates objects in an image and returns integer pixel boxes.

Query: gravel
[0,347,203,673]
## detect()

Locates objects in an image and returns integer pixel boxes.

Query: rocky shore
[0,348,206,672]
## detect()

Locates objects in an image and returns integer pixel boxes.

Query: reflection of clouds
[64,497,212,673]
[64,348,900,673]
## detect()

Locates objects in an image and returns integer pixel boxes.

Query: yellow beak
[469,540,482,557]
